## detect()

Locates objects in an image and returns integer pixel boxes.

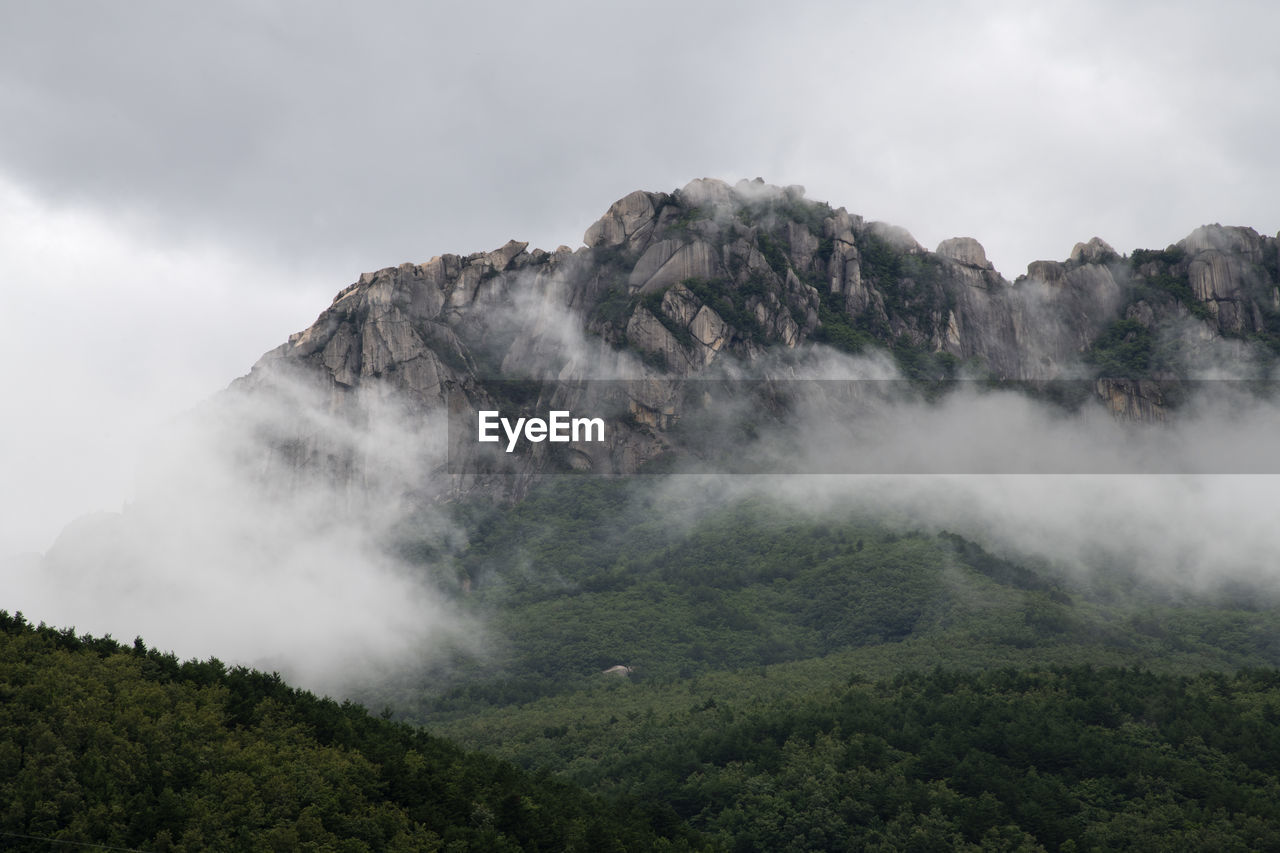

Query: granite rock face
[937,237,994,269]
[228,179,1280,496]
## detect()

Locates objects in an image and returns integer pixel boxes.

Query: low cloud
[647,345,1280,596]
[9,278,1280,698]
[3,368,478,697]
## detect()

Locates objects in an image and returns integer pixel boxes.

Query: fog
[469,268,1280,603]
[443,253,1280,606]
[646,346,1280,598]
[0,176,332,559]
[7,320,1280,696]
[6,217,1280,697]
[2,367,479,697]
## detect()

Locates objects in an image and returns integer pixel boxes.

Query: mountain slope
[393,476,1280,850]
[0,610,710,852]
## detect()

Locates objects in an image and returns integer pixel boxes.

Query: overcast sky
[2,0,1278,556]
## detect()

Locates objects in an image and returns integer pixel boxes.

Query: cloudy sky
[2,0,1278,556]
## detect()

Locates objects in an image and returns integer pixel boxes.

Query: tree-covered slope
[0,611,710,852]
[441,666,1280,851]
[398,477,1280,716]
[373,475,1280,850]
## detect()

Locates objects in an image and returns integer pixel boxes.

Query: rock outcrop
[227,179,1280,497]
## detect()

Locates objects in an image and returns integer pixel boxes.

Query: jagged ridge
[229,178,1280,491]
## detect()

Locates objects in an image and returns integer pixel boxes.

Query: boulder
[936,237,993,270]
[1068,237,1118,264]
[584,190,659,247]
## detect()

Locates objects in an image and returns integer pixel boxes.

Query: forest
[406,477,1280,849]
[8,475,1280,850]
[0,610,707,852]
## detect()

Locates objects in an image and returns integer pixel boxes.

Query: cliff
[227,178,1280,493]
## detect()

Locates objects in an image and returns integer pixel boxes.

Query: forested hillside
[437,666,1280,850]
[0,610,709,852]
[398,477,1280,712]
[386,476,1280,851]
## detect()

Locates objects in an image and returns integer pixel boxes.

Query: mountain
[33,178,1280,683]
[15,180,1280,851]
[229,177,1280,495]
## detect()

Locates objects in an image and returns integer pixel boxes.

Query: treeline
[0,610,711,852]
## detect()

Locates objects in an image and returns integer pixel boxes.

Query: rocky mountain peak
[936,237,993,269]
[583,190,661,248]
[227,179,1280,493]
[1180,224,1266,259]
[1069,237,1118,265]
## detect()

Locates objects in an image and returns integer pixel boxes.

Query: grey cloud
[3,2,1273,279]
[0,1,782,271]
